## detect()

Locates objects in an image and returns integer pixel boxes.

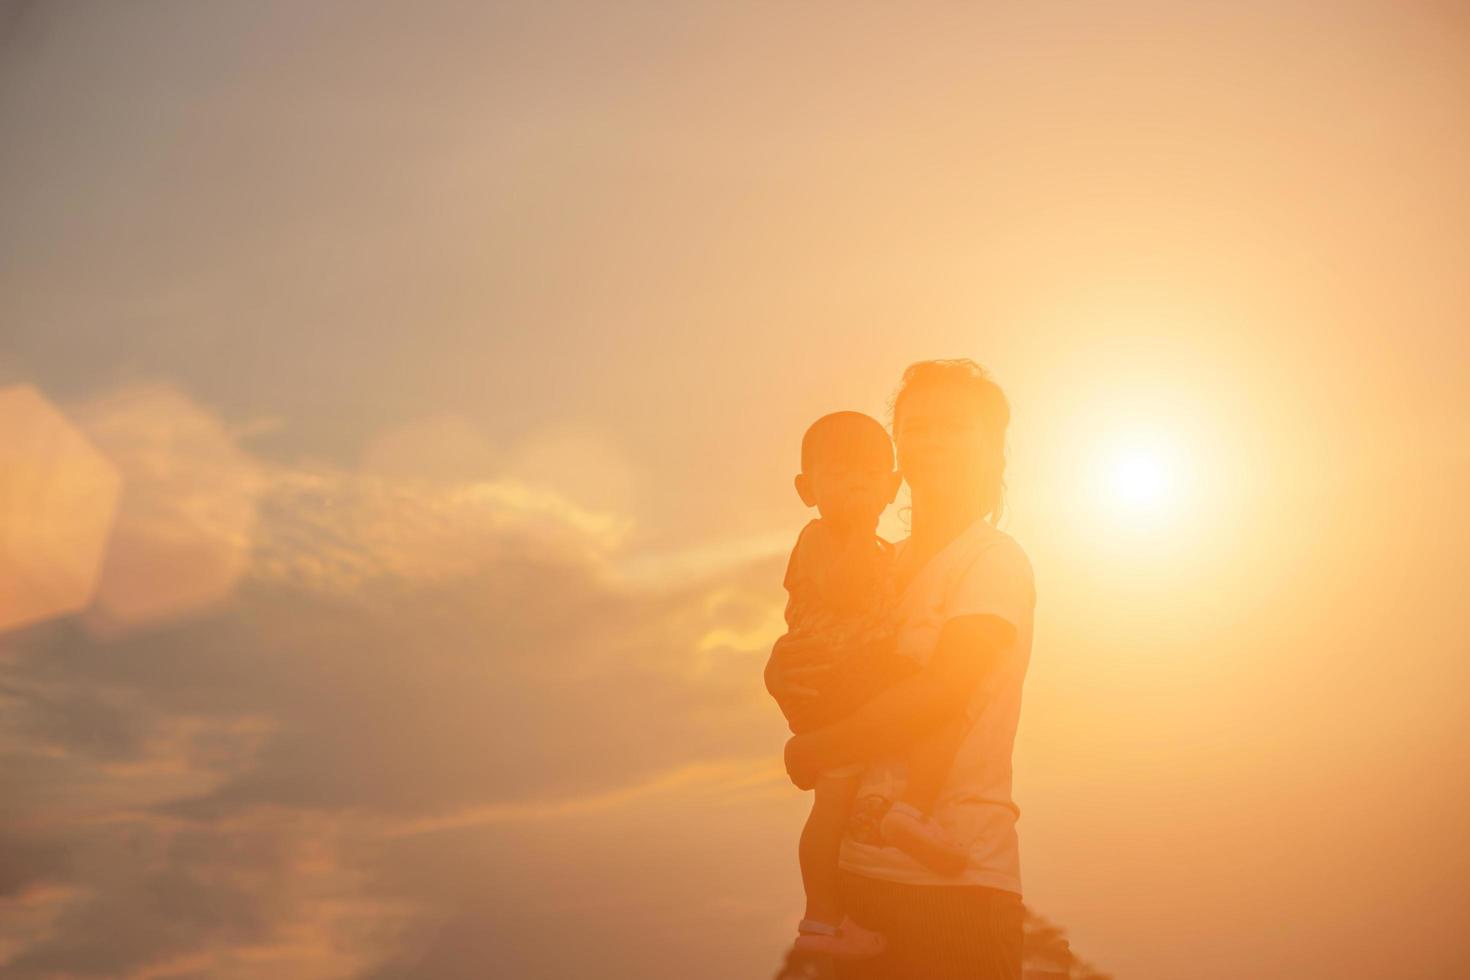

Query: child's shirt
[779,519,915,734]
[782,519,897,645]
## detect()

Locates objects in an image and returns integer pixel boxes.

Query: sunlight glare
[1110,449,1171,511]
[1089,431,1193,534]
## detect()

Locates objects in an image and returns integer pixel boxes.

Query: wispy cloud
[2,381,792,979]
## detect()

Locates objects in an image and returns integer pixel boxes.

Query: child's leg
[799,771,860,925]
[881,719,971,876]
[794,771,885,959]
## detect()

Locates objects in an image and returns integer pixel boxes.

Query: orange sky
[2,2,1468,978]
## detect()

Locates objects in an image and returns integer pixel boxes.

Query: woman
[767,359,1035,979]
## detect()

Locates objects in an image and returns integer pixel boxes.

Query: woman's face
[894,382,989,496]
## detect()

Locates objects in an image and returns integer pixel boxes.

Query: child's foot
[881,802,968,876]
[793,916,885,959]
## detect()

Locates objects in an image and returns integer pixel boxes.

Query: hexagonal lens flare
[0,384,121,633]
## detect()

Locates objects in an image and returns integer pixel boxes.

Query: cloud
[351,753,803,980]
[359,413,498,485]
[377,757,782,836]
[0,808,414,980]
[0,382,794,978]
[250,466,634,597]
[67,383,265,636]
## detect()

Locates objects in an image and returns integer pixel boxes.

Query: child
[784,411,972,960]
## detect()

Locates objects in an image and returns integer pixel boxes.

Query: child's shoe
[880,802,968,876]
[792,916,885,959]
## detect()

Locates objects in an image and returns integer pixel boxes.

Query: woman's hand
[764,632,836,722]
[784,733,823,791]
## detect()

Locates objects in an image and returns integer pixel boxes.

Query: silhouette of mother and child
[766,359,1035,980]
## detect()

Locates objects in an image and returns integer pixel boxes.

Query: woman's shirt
[837,517,1036,894]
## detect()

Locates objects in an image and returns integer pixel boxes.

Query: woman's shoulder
[957,526,1036,617]
[972,524,1033,572]
[984,524,1030,559]
[943,523,1035,599]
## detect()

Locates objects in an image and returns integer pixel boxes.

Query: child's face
[798,452,900,531]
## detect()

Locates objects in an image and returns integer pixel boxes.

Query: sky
[2,2,1468,978]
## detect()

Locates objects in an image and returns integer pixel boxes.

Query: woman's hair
[889,358,1011,524]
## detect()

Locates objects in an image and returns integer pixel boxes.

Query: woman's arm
[764,631,838,727]
[782,613,1016,789]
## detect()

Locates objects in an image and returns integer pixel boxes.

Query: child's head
[794,411,901,532]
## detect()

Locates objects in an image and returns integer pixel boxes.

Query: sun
[1109,449,1171,510]
[1045,379,1224,552]
[1093,434,1190,528]
[1044,362,1240,562]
